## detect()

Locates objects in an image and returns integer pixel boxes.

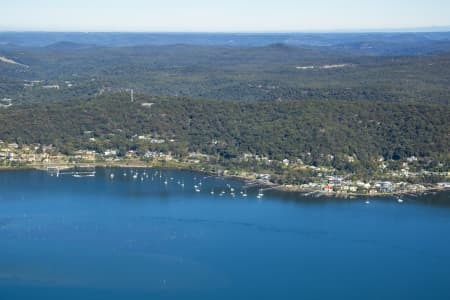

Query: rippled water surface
[0,169,449,299]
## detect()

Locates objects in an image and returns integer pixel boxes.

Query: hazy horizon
[2,0,450,33]
[1,26,450,34]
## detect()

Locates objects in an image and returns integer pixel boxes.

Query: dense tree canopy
[0,94,448,171]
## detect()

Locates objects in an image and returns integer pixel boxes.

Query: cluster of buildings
[320,177,403,194]
[1,140,448,195]
[0,141,58,164]
[23,80,64,90]
[133,134,175,144]
[73,150,96,161]
[101,149,174,162]
[143,151,173,161]
[296,176,430,195]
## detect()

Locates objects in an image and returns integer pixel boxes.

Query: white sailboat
[257,189,264,199]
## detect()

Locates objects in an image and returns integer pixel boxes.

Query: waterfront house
[6,151,15,161]
[104,149,118,156]
[258,174,271,180]
[349,186,358,192]
[323,184,334,193]
[126,151,136,158]
[379,181,394,192]
[328,176,343,186]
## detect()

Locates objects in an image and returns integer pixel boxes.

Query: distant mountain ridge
[1,32,450,55]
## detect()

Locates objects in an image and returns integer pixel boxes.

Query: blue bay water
[0,168,449,299]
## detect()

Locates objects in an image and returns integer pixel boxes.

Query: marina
[42,165,449,200]
[1,168,450,299]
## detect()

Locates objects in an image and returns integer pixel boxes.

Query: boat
[110,173,115,179]
[73,172,96,178]
[397,198,404,203]
[257,189,264,198]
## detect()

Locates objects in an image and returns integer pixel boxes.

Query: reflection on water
[267,187,450,208]
[0,169,449,300]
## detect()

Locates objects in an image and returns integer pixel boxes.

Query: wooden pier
[44,163,96,176]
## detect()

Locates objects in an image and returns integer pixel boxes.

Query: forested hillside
[1,44,449,104]
[1,94,448,171]
[1,33,449,177]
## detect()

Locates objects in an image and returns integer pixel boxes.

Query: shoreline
[271,184,449,198]
[0,163,449,198]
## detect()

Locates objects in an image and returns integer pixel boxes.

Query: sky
[1,0,450,32]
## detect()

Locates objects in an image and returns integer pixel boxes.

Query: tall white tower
[131,89,134,102]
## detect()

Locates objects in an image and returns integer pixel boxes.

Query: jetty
[43,163,96,177]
